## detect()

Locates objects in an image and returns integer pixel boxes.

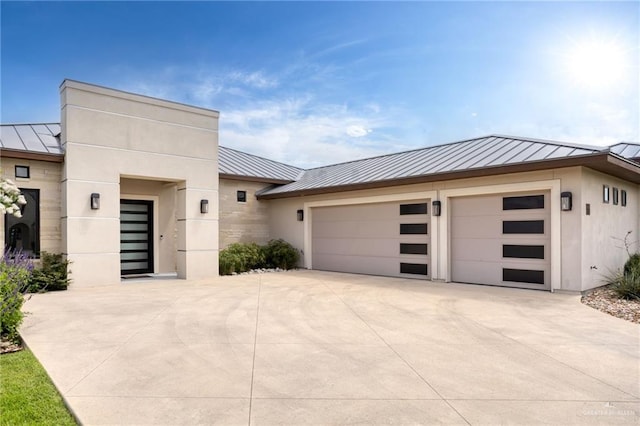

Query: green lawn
[0,347,77,425]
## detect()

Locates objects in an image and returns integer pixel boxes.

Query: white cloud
[220,97,401,168]
[346,125,371,137]
[228,71,278,89]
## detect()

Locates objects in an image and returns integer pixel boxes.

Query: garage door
[451,192,550,290]
[312,201,430,279]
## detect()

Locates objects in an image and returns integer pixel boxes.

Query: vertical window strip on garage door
[398,203,429,277]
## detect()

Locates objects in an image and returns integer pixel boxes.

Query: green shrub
[263,239,299,270]
[623,253,640,276]
[219,243,266,275]
[609,255,640,300]
[28,252,71,292]
[1,249,33,343]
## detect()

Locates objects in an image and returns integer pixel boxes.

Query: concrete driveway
[20,270,639,425]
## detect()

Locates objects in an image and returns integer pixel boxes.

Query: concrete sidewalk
[20,270,639,425]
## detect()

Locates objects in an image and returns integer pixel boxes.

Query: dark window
[503,245,544,259]
[400,223,427,234]
[400,203,428,215]
[603,185,610,203]
[586,203,591,215]
[4,188,39,257]
[400,243,428,255]
[15,165,30,178]
[237,190,247,202]
[621,190,627,207]
[613,188,619,205]
[400,262,428,275]
[503,268,544,285]
[503,195,544,210]
[502,220,544,234]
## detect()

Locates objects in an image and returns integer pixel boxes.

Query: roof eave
[0,148,64,163]
[256,153,640,200]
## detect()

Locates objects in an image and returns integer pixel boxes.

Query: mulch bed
[0,338,23,354]
[581,284,640,324]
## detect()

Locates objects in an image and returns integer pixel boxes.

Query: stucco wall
[581,168,639,290]
[266,166,621,291]
[219,178,270,249]
[61,80,219,286]
[1,158,63,254]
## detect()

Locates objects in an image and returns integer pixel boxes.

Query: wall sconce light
[432,200,441,217]
[90,193,100,210]
[561,192,572,211]
[297,209,304,221]
[200,199,209,214]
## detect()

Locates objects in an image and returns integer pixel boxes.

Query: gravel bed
[581,284,640,324]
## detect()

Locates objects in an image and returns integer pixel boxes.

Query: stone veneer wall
[219,178,271,249]
[1,157,63,254]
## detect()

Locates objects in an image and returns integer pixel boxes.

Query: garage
[312,201,430,279]
[450,192,551,290]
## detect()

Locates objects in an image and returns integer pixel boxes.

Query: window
[621,190,627,207]
[4,188,40,257]
[503,245,544,259]
[400,203,428,215]
[603,185,610,203]
[237,190,247,202]
[503,268,544,285]
[400,223,428,234]
[502,195,544,210]
[15,165,30,179]
[400,262,428,275]
[613,188,619,205]
[400,243,428,255]
[502,220,544,234]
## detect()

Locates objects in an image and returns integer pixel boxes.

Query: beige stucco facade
[266,166,639,292]
[218,178,270,249]
[60,80,219,285]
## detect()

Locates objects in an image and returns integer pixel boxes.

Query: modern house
[2,80,639,292]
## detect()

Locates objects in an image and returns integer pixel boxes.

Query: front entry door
[120,200,154,275]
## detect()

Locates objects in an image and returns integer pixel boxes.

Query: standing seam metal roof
[218,146,303,182]
[0,123,62,154]
[610,143,640,159]
[257,135,609,196]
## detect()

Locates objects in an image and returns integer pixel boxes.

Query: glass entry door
[120,200,154,275]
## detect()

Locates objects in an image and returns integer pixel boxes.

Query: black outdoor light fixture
[200,199,209,214]
[561,191,572,211]
[90,193,100,210]
[297,209,304,221]
[432,200,442,217]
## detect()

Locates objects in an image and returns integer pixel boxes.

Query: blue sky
[1,1,638,167]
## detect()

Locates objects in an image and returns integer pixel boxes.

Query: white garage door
[312,201,430,279]
[451,192,551,290]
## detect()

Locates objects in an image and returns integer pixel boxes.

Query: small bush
[609,255,640,300]
[623,253,640,276]
[1,249,33,343]
[219,243,266,275]
[263,239,299,270]
[28,252,71,292]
